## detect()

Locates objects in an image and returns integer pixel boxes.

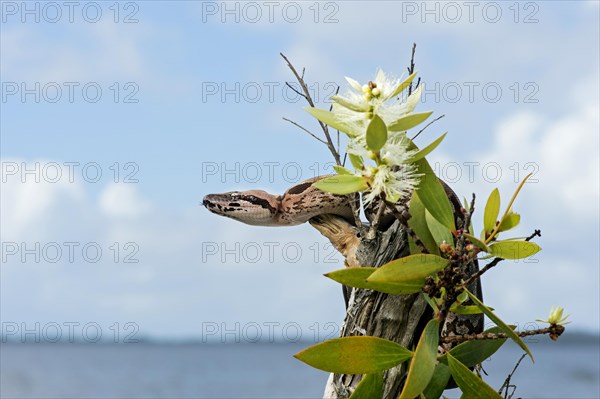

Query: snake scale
[203,175,483,355]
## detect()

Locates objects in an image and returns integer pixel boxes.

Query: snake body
[203,175,462,228]
[203,175,355,226]
[204,175,483,366]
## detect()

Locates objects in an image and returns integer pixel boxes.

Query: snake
[202,175,462,228]
[202,176,355,226]
[203,175,484,358]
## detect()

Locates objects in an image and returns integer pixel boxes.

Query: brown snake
[203,175,484,355]
[202,175,462,226]
[203,175,354,226]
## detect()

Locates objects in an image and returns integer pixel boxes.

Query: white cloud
[99,183,152,219]
[1,164,346,337]
[1,160,86,241]
[479,79,599,222]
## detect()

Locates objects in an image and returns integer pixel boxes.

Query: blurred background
[1,1,598,398]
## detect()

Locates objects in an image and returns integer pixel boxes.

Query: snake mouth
[202,194,225,213]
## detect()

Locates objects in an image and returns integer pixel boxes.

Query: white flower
[362,163,421,205]
[336,70,395,113]
[333,69,425,204]
[536,306,571,325]
[381,132,418,165]
[333,70,424,146]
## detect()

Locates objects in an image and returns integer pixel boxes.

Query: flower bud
[439,242,453,254]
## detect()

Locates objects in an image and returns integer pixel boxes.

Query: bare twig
[385,201,429,254]
[461,256,504,288]
[441,323,565,345]
[328,86,341,155]
[407,43,417,96]
[411,114,445,140]
[499,354,527,399]
[280,53,341,166]
[461,229,541,288]
[281,54,364,233]
[525,229,542,241]
[282,117,327,144]
[464,193,476,232]
[284,82,308,100]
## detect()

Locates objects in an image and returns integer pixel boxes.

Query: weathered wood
[310,185,484,399]
[311,216,432,398]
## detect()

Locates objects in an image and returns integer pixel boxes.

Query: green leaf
[349,373,384,399]
[385,72,417,100]
[422,363,451,399]
[483,188,501,235]
[413,156,456,230]
[408,191,440,255]
[447,354,502,399]
[439,326,512,367]
[388,111,433,132]
[464,289,533,361]
[488,240,541,260]
[484,173,533,245]
[313,175,370,195]
[305,107,360,137]
[325,268,414,295]
[366,114,388,152]
[498,212,521,233]
[405,132,447,163]
[449,305,484,315]
[367,254,448,294]
[333,165,352,175]
[332,94,370,112]
[462,197,474,235]
[463,233,490,253]
[294,336,412,374]
[399,319,440,399]
[425,209,454,248]
[422,293,440,313]
[349,153,364,170]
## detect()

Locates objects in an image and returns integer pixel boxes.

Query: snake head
[202,190,280,226]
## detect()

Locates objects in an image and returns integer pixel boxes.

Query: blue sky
[1,1,599,341]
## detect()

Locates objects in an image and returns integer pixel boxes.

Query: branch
[411,114,445,141]
[407,43,418,96]
[440,323,565,345]
[464,193,476,232]
[281,54,366,233]
[282,117,327,144]
[385,201,430,254]
[280,53,341,166]
[525,229,542,241]
[461,256,504,289]
[499,354,527,399]
[284,82,308,101]
[461,229,541,288]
